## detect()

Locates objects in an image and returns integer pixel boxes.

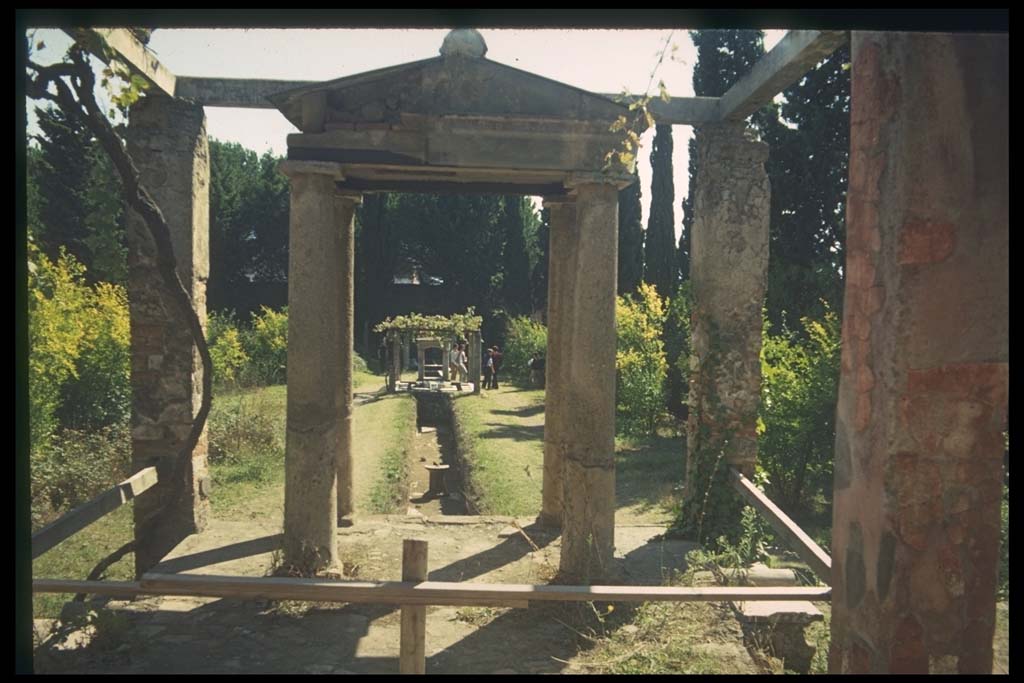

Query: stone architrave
[280,161,355,572]
[828,32,1008,675]
[682,121,770,532]
[125,95,211,575]
[558,178,620,582]
[539,196,577,528]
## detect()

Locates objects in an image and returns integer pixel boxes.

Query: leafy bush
[616,283,669,436]
[208,311,250,386]
[30,423,131,530]
[758,305,841,513]
[240,305,289,386]
[28,243,130,448]
[663,281,693,416]
[208,395,283,487]
[503,315,547,383]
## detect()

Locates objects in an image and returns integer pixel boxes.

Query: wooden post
[400,539,428,674]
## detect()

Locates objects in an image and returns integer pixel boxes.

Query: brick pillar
[539,196,576,528]
[829,32,1008,674]
[126,95,211,575]
[681,121,770,542]
[558,178,619,582]
[280,161,353,573]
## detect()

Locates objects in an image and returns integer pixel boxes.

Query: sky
[27,28,786,239]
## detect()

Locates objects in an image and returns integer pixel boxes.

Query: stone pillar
[335,190,360,521]
[126,95,211,575]
[280,161,353,572]
[402,341,411,372]
[468,330,482,394]
[558,179,618,581]
[829,33,1008,674]
[391,335,402,391]
[539,196,576,528]
[680,121,770,542]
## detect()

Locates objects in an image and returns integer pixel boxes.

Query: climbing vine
[374,308,482,340]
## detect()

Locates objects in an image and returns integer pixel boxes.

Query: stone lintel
[278,159,345,180]
[565,171,634,191]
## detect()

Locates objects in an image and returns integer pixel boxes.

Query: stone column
[402,341,411,372]
[391,335,402,391]
[280,161,352,572]
[829,33,1008,675]
[335,190,360,521]
[125,95,211,575]
[539,196,576,528]
[680,121,770,542]
[468,330,482,394]
[558,179,618,582]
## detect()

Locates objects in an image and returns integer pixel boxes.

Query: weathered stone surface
[439,29,487,59]
[539,197,576,528]
[557,181,618,582]
[126,95,211,575]
[685,121,770,474]
[829,32,1008,675]
[280,162,358,572]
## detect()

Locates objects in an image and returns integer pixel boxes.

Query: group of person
[449,342,503,389]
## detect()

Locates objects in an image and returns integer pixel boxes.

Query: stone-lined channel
[407,394,472,516]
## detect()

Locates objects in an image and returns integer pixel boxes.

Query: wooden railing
[31,467,158,560]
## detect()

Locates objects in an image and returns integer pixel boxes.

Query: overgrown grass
[32,505,135,619]
[359,394,417,514]
[451,387,546,515]
[615,435,684,525]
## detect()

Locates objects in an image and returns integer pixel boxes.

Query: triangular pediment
[269,56,628,132]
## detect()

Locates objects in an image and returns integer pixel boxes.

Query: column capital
[279,159,345,181]
[565,171,633,191]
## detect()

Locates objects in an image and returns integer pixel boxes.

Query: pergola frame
[48,26,1007,674]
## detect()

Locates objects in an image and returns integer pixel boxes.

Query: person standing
[483,348,495,389]
[491,344,503,389]
[449,342,460,382]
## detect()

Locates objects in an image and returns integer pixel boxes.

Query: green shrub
[30,423,131,530]
[664,281,693,415]
[208,311,250,386]
[758,306,841,513]
[616,283,669,436]
[998,479,1008,600]
[28,244,130,448]
[240,305,289,386]
[503,315,547,383]
[208,395,283,487]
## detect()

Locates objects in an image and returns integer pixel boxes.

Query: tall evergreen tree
[33,105,98,271]
[531,207,550,315]
[499,195,534,315]
[644,124,677,298]
[618,169,644,295]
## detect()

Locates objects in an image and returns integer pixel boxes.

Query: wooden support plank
[31,467,158,559]
[64,28,177,97]
[729,467,832,584]
[717,30,848,121]
[597,94,721,125]
[35,573,831,605]
[175,77,315,108]
[400,540,428,674]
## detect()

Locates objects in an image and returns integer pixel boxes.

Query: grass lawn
[451,384,682,522]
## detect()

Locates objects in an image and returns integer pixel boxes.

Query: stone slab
[736,600,823,624]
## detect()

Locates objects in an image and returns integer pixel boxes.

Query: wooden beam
[31,467,158,559]
[175,77,314,108]
[717,30,848,121]
[729,468,832,584]
[597,94,721,125]
[399,540,428,674]
[34,573,832,606]
[63,28,177,97]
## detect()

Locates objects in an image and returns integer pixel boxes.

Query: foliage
[998,478,1008,600]
[663,281,693,416]
[208,311,251,386]
[502,315,548,383]
[618,169,645,295]
[374,308,482,338]
[530,207,550,313]
[365,397,417,514]
[616,283,669,436]
[758,306,841,512]
[28,243,130,450]
[499,195,535,315]
[207,393,282,487]
[30,423,131,530]
[241,305,289,386]
[644,124,677,298]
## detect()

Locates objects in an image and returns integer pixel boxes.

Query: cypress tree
[643,124,677,298]
[500,195,533,316]
[617,168,644,295]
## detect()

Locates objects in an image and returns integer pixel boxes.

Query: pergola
[55,26,1007,673]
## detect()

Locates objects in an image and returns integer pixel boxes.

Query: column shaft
[336,193,360,521]
[829,32,1008,674]
[126,95,210,575]
[282,166,346,572]
[558,182,618,581]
